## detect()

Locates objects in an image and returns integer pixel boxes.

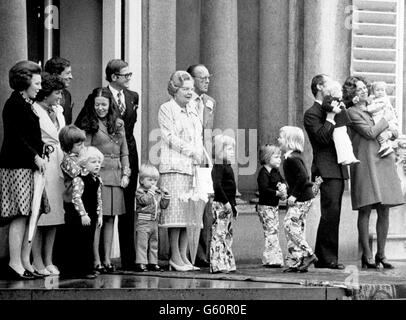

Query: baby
[367,81,398,157]
[322,81,360,165]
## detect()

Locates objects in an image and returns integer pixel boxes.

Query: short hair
[9,60,42,91]
[186,64,206,77]
[371,81,387,94]
[77,146,104,168]
[139,164,160,183]
[324,80,342,99]
[279,126,305,153]
[36,72,66,101]
[213,134,236,161]
[167,71,194,97]
[105,59,128,82]
[59,124,86,153]
[259,144,281,166]
[311,74,328,98]
[44,57,71,75]
[342,75,369,107]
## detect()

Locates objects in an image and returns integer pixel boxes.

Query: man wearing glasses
[75,59,139,271]
[187,64,216,268]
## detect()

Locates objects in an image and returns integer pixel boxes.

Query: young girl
[62,146,104,279]
[210,134,237,273]
[135,164,170,272]
[278,126,322,273]
[256,144,286,268]
[76,87,130,273]
[367,81,398,157]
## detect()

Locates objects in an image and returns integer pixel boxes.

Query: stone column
[0,0,28,262]
[301,0,357,262]
[142,0,177,261]
[200,0,239,166]
[258,0,290,146]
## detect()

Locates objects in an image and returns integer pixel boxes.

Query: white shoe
[35,268,51,276]
[46,264,60,275]
[168,260,192,272]
[381,147,394,158]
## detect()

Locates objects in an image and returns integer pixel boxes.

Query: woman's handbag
[195,147,214,195]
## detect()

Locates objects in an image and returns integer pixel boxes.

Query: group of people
[0,57,404,280]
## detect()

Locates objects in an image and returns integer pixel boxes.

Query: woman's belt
[103,153,121,159]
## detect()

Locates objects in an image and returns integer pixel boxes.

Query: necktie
[117,92,125,115]
[197,97,204,123]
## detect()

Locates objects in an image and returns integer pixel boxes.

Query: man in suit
[45,57,74,124]
[303,74,348,270]
[187,64,216,267]
[75,59,139,271]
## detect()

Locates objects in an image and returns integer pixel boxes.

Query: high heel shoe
[168,260,192,272]
[375,254,394,269]
[361,255,377,269]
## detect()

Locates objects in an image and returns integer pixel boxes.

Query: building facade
[1,0,406,261]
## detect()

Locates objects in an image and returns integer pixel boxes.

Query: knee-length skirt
[159,173,193,228]
[0,169,34,218]
[102,185,125,216]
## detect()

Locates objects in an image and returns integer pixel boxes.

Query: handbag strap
[202,146,213,167]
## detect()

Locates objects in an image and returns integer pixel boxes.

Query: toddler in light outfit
[367,81,398,157]
[321,81,360,165]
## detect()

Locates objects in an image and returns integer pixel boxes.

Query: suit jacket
[61,89,74,125]
[0,91,44,169]
[190,92,215,151]
[304,101,349,180]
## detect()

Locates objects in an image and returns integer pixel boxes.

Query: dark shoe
[297,254,318,272]
[135,263,148,272]
[195,259,210,268]
[263,264,283,269]
[6,266,35,280]
[25,269,46,279]
[315,262,345,270]
[148,264,162,272]
[94,264,106,274]
[283,267,299,273]
[361,255,377,269]
[103,263,116,273]
[375,255,394,269]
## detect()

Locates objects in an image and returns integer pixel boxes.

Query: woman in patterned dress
[76,87,130,273]
[0,61,46,279]
[158,71,203,271]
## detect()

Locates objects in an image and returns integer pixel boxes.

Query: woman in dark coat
[343,76,404,269]
[0,61,46,279]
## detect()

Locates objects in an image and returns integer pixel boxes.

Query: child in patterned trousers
[278,126,323,273]
[210,134,237,273]
[256,144,287,268]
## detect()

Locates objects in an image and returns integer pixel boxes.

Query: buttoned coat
[85,119,129,186]
[348,106,404,210]
[32,102,66,226]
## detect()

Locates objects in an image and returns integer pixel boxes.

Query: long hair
[77,87,121,135]
[280,126,304,153]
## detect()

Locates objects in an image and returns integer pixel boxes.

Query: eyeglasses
[115,72,133,80]
[194,74,212,81]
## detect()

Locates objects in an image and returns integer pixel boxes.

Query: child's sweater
[257,166,285,207]
[135,187,171,221]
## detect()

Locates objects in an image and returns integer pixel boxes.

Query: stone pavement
[1,260,406,300]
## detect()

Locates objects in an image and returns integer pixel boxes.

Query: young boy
[135,164,171,272]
